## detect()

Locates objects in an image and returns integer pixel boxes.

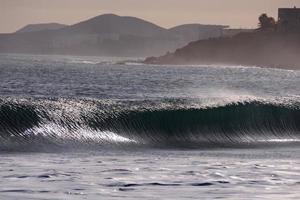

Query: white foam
[24,123,135,144]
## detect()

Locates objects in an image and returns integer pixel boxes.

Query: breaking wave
[0,97,299,151]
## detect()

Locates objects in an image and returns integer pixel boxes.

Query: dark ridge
[107,182,182,188]
[189,182,214,186]
[108,181,229,188]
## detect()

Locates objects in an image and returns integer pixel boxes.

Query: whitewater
[0,54,299,199]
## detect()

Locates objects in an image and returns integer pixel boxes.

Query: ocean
[0,54,299,199]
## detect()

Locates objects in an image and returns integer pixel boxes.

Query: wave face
[0,97,299,151]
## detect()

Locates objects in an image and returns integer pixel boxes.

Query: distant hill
[144,31,300,70]
[168,24,228,48]
[0,14,226,57]
[169,24,227,40]
[16,23,67,33]
[65,14,165,37]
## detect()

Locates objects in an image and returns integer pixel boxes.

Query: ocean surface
[0,54,299,199]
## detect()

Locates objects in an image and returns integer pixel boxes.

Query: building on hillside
[278,7,300,32]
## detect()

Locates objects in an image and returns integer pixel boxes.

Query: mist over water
[0,54,300,199]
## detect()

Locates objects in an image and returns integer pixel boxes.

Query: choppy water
[0,54,300,199]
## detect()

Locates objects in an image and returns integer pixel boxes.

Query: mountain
[16,23,67,33]
[0,14,226,57]
[65,14,165,37]
[144,31,300,70]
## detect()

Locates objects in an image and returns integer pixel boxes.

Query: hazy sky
[1,0,300,33]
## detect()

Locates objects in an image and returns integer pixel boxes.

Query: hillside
[144,31,300,70]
